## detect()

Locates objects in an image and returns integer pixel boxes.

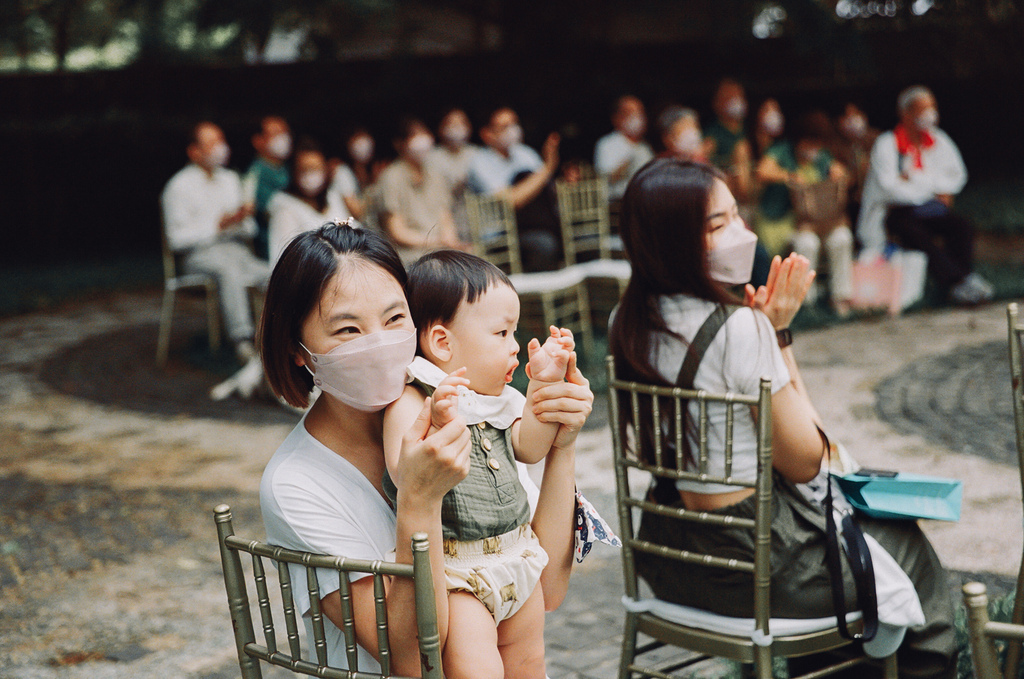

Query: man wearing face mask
[857,85,993,305]
[426,108,480,241]
[594,95,655,201]
[245,116,292,260]
[706,78,754,203]
[161,121,269,364]
[378,117,467,264]
[467,106,563,271]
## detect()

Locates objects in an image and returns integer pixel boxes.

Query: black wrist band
[776,328,793,348]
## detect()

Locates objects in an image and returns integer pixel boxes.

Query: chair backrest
[464,193,523,275]
[214,504,443,679]
[606,356,773,633]
[1009,303,1024,489]
[555,178,613,266]
[159,215,179,281]
[789,179,848,235]
[1003,302,1024,679]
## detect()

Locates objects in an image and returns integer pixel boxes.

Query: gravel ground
[0,291,1020,678]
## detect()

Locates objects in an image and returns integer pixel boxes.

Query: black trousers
[885,205,974,288]
[511,170,563,272]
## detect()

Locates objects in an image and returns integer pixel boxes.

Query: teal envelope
[833,472,963,522]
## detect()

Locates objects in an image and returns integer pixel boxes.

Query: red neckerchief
[894,123,935,170]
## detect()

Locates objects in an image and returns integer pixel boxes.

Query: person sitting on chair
[857,85,993,306]
[609,159,957,677]
[161,121,269,365]
[467,107,563,272]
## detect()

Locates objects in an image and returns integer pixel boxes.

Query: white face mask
[406,134,434,163]
[297,170,326,196]
[349,137,374,163]
[205,141,230,169]
[916,108,939,132]
[725,97,747,120]
[441,124,470,146]
[621,114,645,137]
[266,133,292,160]
[841,114,867,138]
[497,124,523,150]
[708,219,758,286]
[761,111,784,136]
[300,329,416,411]
[671,128,702,156]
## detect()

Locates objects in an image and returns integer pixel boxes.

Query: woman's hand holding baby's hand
[397,396,471,505]
[430,368,469,433]
[532,352,593,452]
[743,254,815,331]
[525,326,575,383]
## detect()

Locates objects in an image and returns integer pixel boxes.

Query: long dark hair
[258,223,407,408]
[609,159,735,472]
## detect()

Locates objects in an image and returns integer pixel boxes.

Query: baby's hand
[431,368,469,432]
[525,327,574,383]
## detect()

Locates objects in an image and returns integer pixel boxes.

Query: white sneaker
[210,357,264,401]
[965,273,995,301]
[950,274,993,306]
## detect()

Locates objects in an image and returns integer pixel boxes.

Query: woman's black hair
[405,249,513,352]
[258,223,407,408]
[608,159,736,469]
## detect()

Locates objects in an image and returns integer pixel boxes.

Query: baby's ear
[424,323,453,363]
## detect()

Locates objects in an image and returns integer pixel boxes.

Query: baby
[382,249,574,679]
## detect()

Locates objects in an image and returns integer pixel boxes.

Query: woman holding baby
[257,223,593,678]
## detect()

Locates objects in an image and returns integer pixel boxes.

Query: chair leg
[753,645,773,679]
[882,652,898,679]
[618,611,639,679]
[156,287,176,367]
[206,282,222,352]
[575,282,594,359]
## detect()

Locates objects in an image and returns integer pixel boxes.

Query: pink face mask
[300,329,416,411]
[708,219,758,286]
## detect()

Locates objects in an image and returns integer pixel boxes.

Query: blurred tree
[0,0,1020,72]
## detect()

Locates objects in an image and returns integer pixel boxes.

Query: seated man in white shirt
[857,86,993,305]
[467,107,562,271]
[594,95,654,201]
[161,121,270,363]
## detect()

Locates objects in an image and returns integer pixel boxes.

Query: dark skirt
[635,477,957,679]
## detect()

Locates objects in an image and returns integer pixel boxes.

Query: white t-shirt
[160,163,255,252]
[594,131,654,200]
[266,191,350,267]
[329,164,360,199]
[466,144,543,195]
[260,414,540,670]
[651,296,790,493]
[856,128,968,256]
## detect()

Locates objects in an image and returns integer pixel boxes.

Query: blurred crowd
[159,78,993,387]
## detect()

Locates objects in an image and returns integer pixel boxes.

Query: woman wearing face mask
[609,160,957,677]
[259,223,593,675]
[426,108,480,241]
[656,106,709,163]
[377,117,468,264]
[752,99,799,258]
[267,139,352,267]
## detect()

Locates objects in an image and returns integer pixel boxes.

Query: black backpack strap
[675,304,741,389]
[651,304,740,504]
[821,428,879,642]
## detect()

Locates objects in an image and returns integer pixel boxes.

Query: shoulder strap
[675,304,741,389]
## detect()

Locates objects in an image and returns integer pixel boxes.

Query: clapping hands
[743,254,816,331]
